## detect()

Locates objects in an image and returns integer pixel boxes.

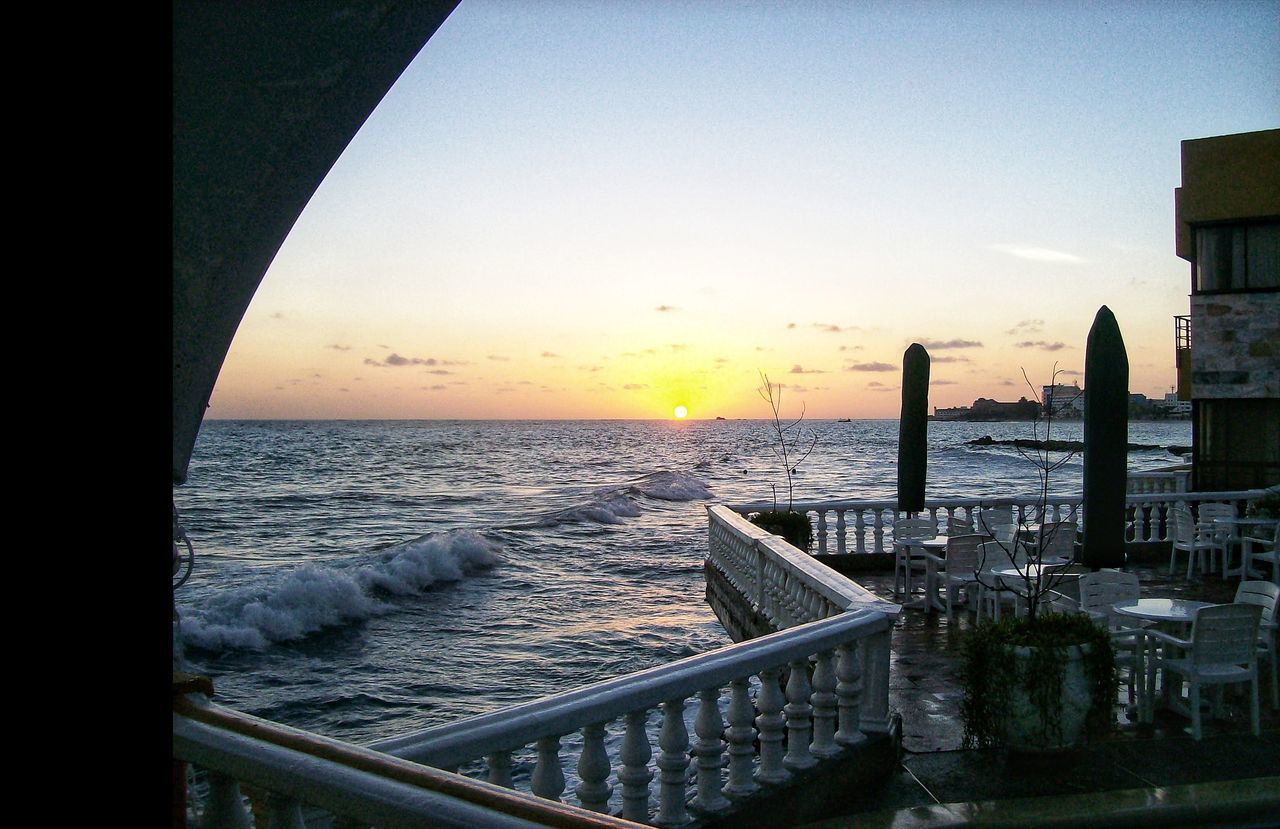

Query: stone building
[1173,128,1280,490]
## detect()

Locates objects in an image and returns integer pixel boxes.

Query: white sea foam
[178,529,501,652]
[522,471,712,528]
[631,470,714,501]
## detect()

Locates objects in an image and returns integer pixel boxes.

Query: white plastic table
[1112,598,1213,723]
[1213,517,1278,578]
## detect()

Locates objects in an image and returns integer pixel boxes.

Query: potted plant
[749,372,817,550]
[960,331,1124,751]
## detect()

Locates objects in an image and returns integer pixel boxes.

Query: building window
[1194,221,1280,292]
[1194,398,1280,491]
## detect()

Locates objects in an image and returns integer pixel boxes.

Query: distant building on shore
[1042,383,1084,418]
[932,397,1040,421]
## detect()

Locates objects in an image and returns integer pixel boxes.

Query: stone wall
[1191,292,1280,399]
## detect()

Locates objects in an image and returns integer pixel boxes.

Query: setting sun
[673,405,688,419]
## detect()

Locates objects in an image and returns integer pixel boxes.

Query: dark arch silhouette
[172,1,459,484]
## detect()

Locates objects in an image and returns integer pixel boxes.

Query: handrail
[706,504,894,614]
[175,694,639,828]
[371,608,890,768]
[727,488,1268,516]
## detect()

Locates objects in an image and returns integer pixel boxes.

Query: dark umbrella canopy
[897,343,930,514]
[1081,306,1129,569]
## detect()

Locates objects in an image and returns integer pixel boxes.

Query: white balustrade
[728,488,1268,554]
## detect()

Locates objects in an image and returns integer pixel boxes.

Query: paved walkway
[802,561,1280,827]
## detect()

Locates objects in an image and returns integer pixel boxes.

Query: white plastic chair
[1077,570,1148,714]
[1241,521,1279,585]
[1169,506,1226,578]
[1035,520,1078,561]
[940,533,989,625]
[975,539,1027,621]
[946,515,974,536]
[892,517,937,597]
[976,506,1013,537]
[1145,602,1263,740]
[1234,580,1279,710]
[1195,502,1236,578]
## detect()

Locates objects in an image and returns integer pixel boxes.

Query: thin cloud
[1005,319,1045,336]
[917,338,983,350]
[487,355,510,362]
[931,379,957,385]
[327,344,351,351]
[541,351,561,358]
[270,312,285,319]
[988,244,1087,264]
[367,353,449,368]
[931,355,970,363]
[656,304,678,313]
[1016,341,1069,351]
[845,361,896,372]
[790,365,827,374]
[812,323,845,333]
[867,381,897,392]
[622,383,649,390]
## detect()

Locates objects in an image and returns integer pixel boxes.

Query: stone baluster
[835,510,847,554]
[655,698,690,827]
[531,735,566,802]
[871,510,885,553]
[692,687,729,813]
[929,506,940,525]
[754,667,789,784]
[723,678,758,797]
[859,628,893,734]
[834,641,864,745]
[854,509,867,553]
[753,542,766,613]
[809,649,839,758]
[200,772,252,829]
[618,710,653,824]
[816,510,828,554]
[487,750,513,788]
[576,723,612,812]
[264,793,305,829]
[783,658,816,771]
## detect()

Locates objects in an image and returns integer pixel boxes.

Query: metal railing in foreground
[725,489,1270,555]
[177,608,896,828]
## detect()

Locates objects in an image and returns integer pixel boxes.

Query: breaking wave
[178,529,501,652]
[516,470,712,529]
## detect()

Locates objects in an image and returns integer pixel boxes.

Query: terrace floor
[798,560,1280,827]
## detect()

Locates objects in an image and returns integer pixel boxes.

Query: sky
[207,0,1280,421]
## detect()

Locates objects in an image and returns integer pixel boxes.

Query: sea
[172,418,1190,749]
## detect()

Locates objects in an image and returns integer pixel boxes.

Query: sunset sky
[207,0,1280,421]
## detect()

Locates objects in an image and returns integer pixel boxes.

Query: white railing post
[655,698,690,827]
[854,510,866,553]
[810,649,839,758]
[859,627,892,734]
[576,723,612,812]
[265,793,305,829]
[754,667,789,784]
[836,510,847,554]
[723,678,758,797]
[531,735,565,802]
[487,750,513,788]
[692,687,729,813]
[834,641,864,746]
[871,510,885,553]
[816,510,828,554]
[200,772,252,829]
[618,710,653,824]
[783,658,816,771]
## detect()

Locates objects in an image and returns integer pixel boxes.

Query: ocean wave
[513,470,712,529]
[629,470,714,501]
[178,529,501,652]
